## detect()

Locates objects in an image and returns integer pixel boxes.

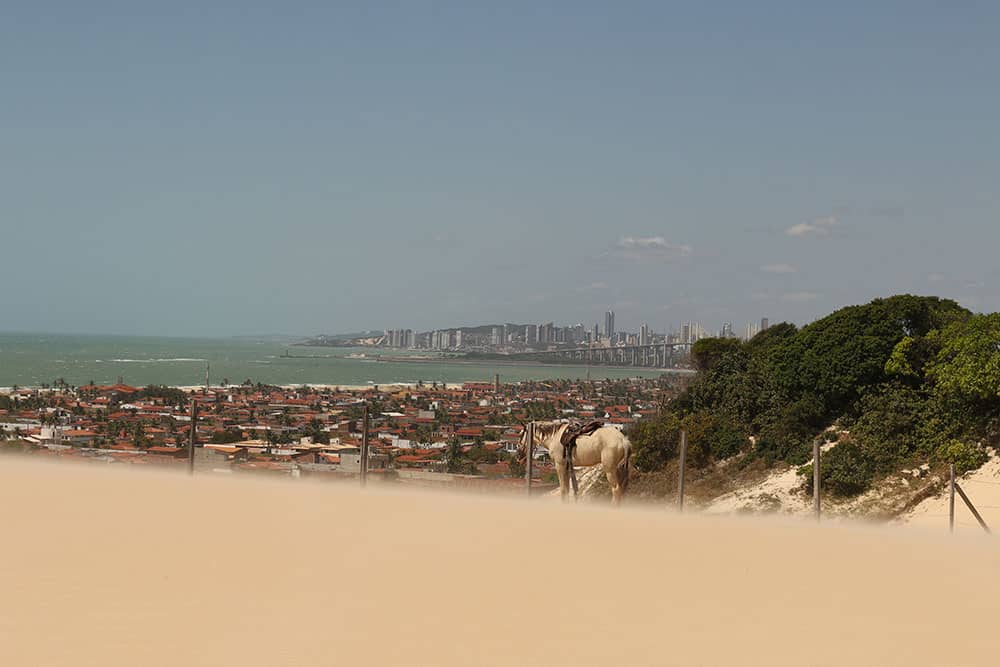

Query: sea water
[0,332,670,389]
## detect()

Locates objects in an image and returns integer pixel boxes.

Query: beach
[1,457,997,666]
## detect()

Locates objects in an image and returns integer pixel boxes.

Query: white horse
[521,421,632,505]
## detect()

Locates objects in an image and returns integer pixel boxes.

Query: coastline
[373,354,689,374]
[0,382,468,394]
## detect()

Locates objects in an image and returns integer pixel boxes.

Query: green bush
[755,435,812,466]
[808,442,875,496]
[628,412,681,472]
[752,397,823,465]
[850,384,927,471]
[705,416,748,461]
[934,440,988,474]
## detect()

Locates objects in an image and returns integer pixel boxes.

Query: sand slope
[1,458,998,667]
[902,455,1000,531]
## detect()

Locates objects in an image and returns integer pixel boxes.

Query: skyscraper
[524,324,538,346]
[605,310,615,341]
[760,318,770,332]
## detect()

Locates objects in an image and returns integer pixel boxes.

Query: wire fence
[959,478,1000,486]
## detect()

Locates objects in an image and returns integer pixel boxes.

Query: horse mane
[529,420,565,444]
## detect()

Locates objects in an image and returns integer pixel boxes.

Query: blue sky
[2,1,998,336]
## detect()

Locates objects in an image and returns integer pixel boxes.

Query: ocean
[0,332,669,389]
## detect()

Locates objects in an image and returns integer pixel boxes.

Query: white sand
[900,454,1000,533]
[1,458,998,666]
[703,463,810,515]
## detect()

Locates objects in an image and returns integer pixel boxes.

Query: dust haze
[1,459,996,666]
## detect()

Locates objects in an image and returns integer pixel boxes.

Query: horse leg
[606,465,622,506]
[555,459,569,502]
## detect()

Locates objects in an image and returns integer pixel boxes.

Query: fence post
[187,397,197,476]
[677,430,687,511]
[813,440,821,521]
[360,403,369,488]
[525,422,534,495]
[954,482,992,534]
[949,464,956,533]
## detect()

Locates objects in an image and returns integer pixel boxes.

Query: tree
[927,314,1000,402]
[210,429,243,444]
[445,438,476,474]
[690,337,743,372]
[628,412,682,472]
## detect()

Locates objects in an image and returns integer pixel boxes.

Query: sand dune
[1,458,998,667]
[902,456,1000,532]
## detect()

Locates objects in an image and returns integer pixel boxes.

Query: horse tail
[618,438,632,496]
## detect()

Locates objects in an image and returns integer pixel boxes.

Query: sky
[2,1,998,337]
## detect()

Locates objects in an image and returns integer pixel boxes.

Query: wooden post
[360,403,369,488]
[813,440,821,521]
[677,430,687,511]
[954,482,992,534]
[525,422,534,495]
[949,464,956,533]
[187,398,197,476]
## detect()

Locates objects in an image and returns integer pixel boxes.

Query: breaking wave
[107,358,207,363]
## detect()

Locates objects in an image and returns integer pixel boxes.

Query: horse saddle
[560,420,604,448]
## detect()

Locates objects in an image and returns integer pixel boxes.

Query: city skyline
[379,308,772,350]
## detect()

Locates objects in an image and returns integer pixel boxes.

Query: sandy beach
[1,458,997,666]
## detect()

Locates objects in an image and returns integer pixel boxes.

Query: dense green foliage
[138,385,189,406]
[629,295,1000,495]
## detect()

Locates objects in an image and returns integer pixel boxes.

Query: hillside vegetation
[629,295,1000,497]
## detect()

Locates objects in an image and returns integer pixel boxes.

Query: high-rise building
[491,327,503,346]
[639,323,650,346]
[721,322,734,338]
[539,322,554,345]
[592,323,600,343]
[605,310,615,341]
[525,324,538,346]
[454,329,463,348]
[681,323,691,345]
[385,328,413,348]
[760,318,770,332]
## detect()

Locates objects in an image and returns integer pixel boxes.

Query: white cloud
[613,236,692,261]
[785,216,838,237]
[761,263,798,274]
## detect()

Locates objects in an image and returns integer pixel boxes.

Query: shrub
[850,384,927,471]
[705,415,748,460]
[934,440,988,474]
[805,442,875,496]
[628,412,681,472]
[752,397,823,465]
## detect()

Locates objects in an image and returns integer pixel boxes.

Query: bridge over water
[508,343,689,368]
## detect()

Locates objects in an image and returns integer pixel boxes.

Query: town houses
[0,377,680,489]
